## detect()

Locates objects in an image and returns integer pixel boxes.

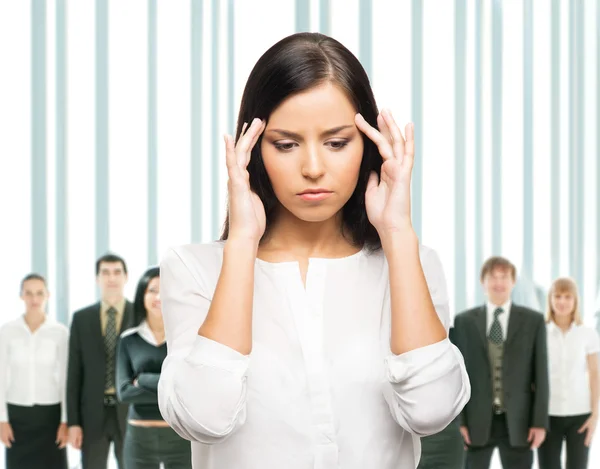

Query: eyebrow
[267,125,354,140]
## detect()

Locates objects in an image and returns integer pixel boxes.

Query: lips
[298,189,333,202]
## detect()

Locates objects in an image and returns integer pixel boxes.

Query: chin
[289,206,342,223]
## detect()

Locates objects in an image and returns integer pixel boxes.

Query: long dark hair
[220,32,383,250]
[133,267,160,326]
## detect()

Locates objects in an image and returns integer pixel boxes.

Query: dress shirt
[486,300,512,340]
[101,298,126,394]
[547,321,600,416]
[0,316,69,422]
[100,298,126,336]
[158,242,470,469]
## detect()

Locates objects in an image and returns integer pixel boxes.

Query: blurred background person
[538,278,600,469]
[117,267,191,469]
[453,257,549,469]
[67,254,134,469]
[0,274,69,469]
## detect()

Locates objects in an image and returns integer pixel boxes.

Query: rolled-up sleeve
[158,247,250,444]
[383,247,470,437]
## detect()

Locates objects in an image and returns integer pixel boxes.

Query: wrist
[379,228,419,255]
[224,238,259,258]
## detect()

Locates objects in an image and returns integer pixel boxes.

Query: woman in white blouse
[158,32,470,469]
[0,274,69,469]
[538,278,600,469]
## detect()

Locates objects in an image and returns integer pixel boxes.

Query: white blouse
[0,316,69,422]
[547,321,600,416]
[158,242,470,469]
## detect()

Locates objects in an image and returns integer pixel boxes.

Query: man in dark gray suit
[453,256,549,469]
[67,254,134,469]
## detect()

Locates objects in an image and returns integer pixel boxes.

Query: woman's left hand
[578,414,598,446]
[55,422,68,449]
[355,110,415,240]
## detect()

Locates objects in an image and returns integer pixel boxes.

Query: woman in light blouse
[538,278,600,469]
[0,274,69,469]
[158,32,470,469]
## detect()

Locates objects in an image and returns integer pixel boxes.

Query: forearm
[382,230,446,355]
[590,368,599,416]
[137,373,161,392]
[199,240,257,355]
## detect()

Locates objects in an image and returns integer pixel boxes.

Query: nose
[301,145,325,180]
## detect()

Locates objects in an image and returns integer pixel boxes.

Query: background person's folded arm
[136,373,161,392]
[116,339,158,404]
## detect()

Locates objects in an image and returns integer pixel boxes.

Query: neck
[25,310,45,323]
[103,295,124,307]
[146,314,164,334]
[489,298,509,308]
[554,315,573,331]
[262,209,354,257]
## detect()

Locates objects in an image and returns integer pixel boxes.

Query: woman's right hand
[224,118,267,245]
[0,422,14,448]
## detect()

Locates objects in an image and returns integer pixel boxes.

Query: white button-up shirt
[158,242,470,469]
[0,316,69,422]
[547,321,600,416]
[486,300,512,340]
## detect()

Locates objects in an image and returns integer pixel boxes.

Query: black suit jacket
[66,301,134,440]
[453,304,549,447]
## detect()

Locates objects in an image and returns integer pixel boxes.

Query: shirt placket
[289,260,339,469]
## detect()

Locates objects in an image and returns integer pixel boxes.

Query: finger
[578,424,586,433]
[377,113,392,144]
[527,431,533,442]
[245,121,266,167]
[224,134,238,170]
[355,113,394,160]
[237,118,263,154]
[237,122,250,141]
[381,109,406,160]
[366,171,379,193]
[404,123,415,167]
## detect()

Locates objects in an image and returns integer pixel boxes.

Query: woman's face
[260,82,364,223]
[21,279,49,314]
[144,277,161,320]
[551,290,576,320]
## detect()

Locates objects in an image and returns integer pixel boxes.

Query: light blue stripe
[191,0,203,243]
[148,0,158,265]
[228,0,235,132]
[359,0,372,78]
[411,0,423,240]
[491,0,502,255]
[31,0,48,277]
[295,0,310,32]
[56,0,69,324]
[454,0,467,313]
[568,0,585,301]
[474,0,483,304]
[319,0,330,35]
[211,0,220,240]
[95,0,109,258]
[551,0,560,281]
[522,0,534,278]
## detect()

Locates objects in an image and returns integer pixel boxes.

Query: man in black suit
[453,256,549,469]
[67,253,134,469]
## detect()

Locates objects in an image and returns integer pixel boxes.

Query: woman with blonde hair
[538,278,600,469]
